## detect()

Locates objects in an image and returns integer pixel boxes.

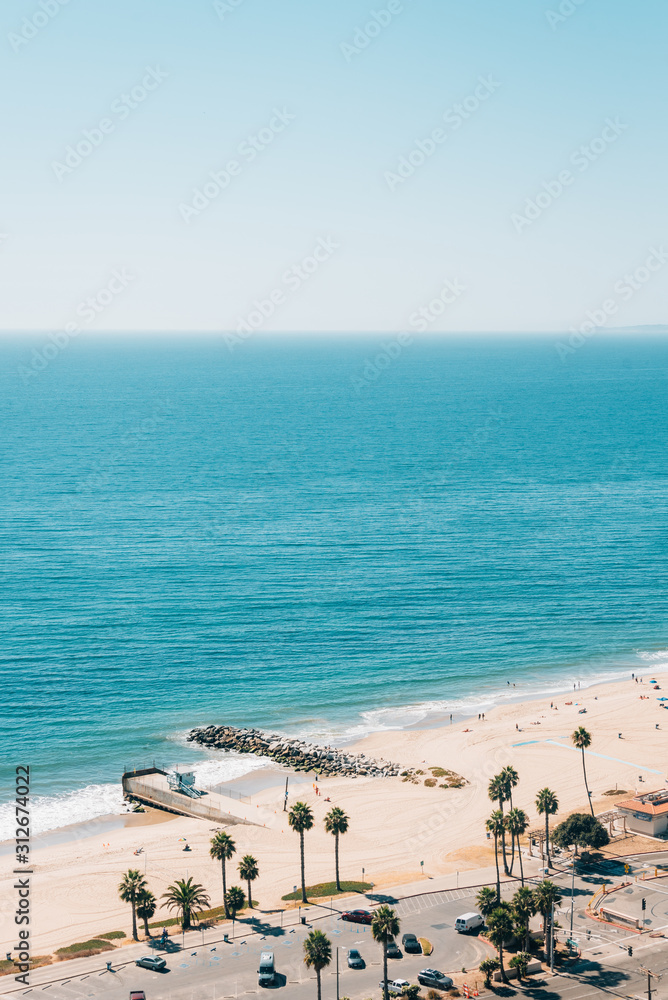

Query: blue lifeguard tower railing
[166,770,204,798]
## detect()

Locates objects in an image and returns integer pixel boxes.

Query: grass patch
[603,789,629,796]
[0,957,51,977]
[424,778,437,787]
[427,766,467,788]
[55,940,114,960]
[281,880,372,901]
[419,937,433,955]
[98,931,125,940]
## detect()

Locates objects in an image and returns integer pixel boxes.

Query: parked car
[401,933,421,954]
[135,957,166,971]
[378,979,410,996]
[386,939,402,959]
[341,909,373,924]
[454,912,484,933]
[258,951,275,987]
[347,947,364,969]
[129,993,146,1000]
[418,969,454,989]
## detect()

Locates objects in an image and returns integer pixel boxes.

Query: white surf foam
[0,782,128,842]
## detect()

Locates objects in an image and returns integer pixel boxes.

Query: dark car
[341,909,373,924]
[347,947,364,969]
[386,939,402,959]
[418,969,454,990]
[135,957,166,971]
[401,933,421,954]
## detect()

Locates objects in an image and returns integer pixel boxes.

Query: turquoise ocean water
[2,335,668,837]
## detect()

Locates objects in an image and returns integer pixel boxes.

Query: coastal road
[1,887,501,1000]
[8,854,668,1000]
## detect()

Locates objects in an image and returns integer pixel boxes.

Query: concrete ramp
[122,768,256,826]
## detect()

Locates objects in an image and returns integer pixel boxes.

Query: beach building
[615,788,668,837]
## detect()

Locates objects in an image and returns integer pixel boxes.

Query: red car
[341,909,373,924]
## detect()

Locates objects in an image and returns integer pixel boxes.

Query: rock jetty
[186,725,401,778]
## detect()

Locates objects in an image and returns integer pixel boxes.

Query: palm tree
[486,903,514,983]
[532,879,562,963]
[476,886,498,918]
[489,775,509,874]
[210,831,236,918]
[572,726,594,816]
[506,807,529,884]
[238,855,259,909]
[288,802,314,903]
[303,929,332,1000]
[512,886,537,952]
[509,952,531,981]
[536,788,559,867]
[479,958,500,988]
[486,809,505,900]
[118,869,147,941]
[500,766,520,871]
[136,888,157,938]
[161,877,210,930]
[225,885,246,933]
[372,904,400,1000]
[324,806,349,892]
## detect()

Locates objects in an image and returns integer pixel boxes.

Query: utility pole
[639,967,660,1000]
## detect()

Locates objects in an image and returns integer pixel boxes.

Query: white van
[258,952,275,986]
[454,912,484,933]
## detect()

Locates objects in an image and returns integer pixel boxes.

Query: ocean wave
[0,783,128,842]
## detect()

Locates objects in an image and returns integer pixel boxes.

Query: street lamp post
[336,946,339,1000]
[569,860,575,951]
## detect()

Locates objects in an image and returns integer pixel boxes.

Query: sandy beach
[3,671,667,958]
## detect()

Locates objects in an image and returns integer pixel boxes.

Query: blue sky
[1,0,666,333]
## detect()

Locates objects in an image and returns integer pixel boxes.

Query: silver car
[135,956,167,971]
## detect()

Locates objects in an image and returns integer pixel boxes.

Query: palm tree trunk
[509,830,515,874]
[498,944,507,983]
[335,832,341,892]
[222,860,229,918]
[581,748,594,816]
[525,920,531,953]
[499,803,509,874]
[316,968,321,1000]
[143,914,150,938]
[383,944,389,1000]
[300,830,307,903]
[247,878,253,908]
[494,832,501,901]
[519,841,525,887]
[131,902,138,941]
[544,813,550,867]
